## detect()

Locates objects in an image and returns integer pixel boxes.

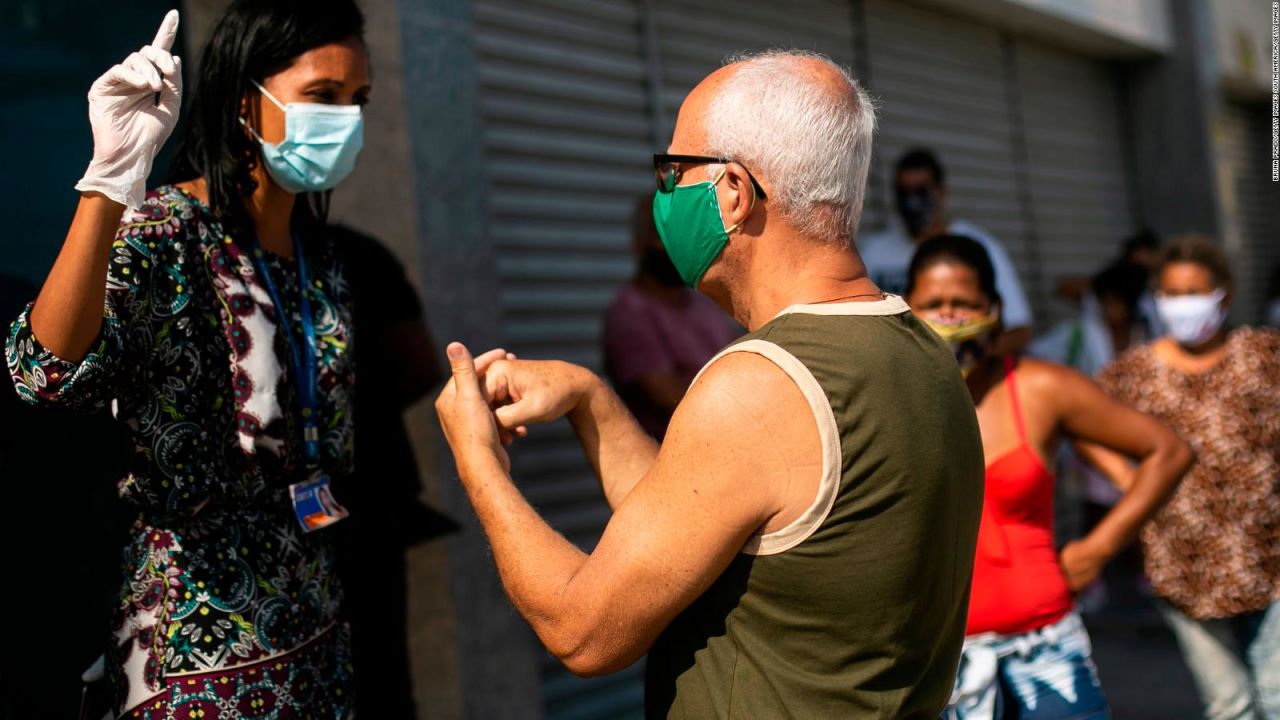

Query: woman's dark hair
[1120,228,1160,264]
[169,0,366,236]
[1092,262,1147,311]
[905,234,1002,306]
[1156,234,1234,291]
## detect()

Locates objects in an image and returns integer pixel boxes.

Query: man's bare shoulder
[665,345,819,476]
[680,347,809,426]
[655,344,821,532]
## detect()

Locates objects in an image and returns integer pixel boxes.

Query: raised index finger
[150,9,180,52]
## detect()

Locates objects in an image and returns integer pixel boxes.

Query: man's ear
[721,163,756,231]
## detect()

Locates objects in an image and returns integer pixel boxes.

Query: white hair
[704,49,876,246]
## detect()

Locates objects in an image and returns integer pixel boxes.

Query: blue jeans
[1160,600,1280,720]
[944,611,1110,720]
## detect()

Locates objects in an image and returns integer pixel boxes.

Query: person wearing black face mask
[862,148,1034,354]
[896,182,942,239]
[602,195,738,439]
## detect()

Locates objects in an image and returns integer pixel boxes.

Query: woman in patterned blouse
[5,1,372,717]
[1094,236,1280,720]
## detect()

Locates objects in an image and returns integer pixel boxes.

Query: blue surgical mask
[241,80,364,193]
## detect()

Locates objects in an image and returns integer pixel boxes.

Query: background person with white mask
[1094,235,1280,720]
[4,1,370,716]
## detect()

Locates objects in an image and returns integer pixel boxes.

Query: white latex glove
[75,10,182,210]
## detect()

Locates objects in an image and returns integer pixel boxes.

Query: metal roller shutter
[1013,42,1134,324]
[652,0,860,142]
[472,0,653,716]
[861,1,1138,329]
[861,0,1033,297]
[1219,101,1280,324]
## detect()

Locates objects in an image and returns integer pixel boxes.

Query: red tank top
[965,357,1073,635]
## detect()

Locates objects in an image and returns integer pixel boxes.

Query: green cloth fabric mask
[652,168,752,288]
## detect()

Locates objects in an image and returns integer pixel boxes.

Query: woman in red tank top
[905,235,1192,720]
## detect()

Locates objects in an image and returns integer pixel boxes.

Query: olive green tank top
[645,296,984,719]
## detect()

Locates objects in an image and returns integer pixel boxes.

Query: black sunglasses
[653,153,768,199]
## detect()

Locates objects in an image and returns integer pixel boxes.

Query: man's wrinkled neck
[731,231,878,331]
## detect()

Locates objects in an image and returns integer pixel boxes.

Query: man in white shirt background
[861,148,1033,353]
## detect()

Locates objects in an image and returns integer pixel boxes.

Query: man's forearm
[569,376,660,508]
[456,453,589,651]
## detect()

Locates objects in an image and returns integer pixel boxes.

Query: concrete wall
[1204,0,1280,323]
[392,0,546,715]
[908,0,1172,56]
[1121,0,1224,239]
[0,0,184,284]
[1208,0,1274,98]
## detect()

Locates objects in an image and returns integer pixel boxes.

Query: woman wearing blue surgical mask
[1097,236,1280,720]
[5,1,373,717]
[905,235,1191,720]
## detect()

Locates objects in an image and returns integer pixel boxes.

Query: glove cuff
[76,154,150,210]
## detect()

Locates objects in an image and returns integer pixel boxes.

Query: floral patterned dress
[1098,328,1280,620]
[5,186,356,718]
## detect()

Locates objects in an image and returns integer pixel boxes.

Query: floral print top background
[1099,328,1280,621]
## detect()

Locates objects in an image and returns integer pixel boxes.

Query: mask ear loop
[239,80,285,144]
[239,117,267,143]
[716,165,758,234]
[251,80,288,111]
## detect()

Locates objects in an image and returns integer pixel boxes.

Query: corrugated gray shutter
[472,0,652,716]
[652,0,860,142]
[1013,42,1135,324]
[861,1,1137,328]
[1219,101,1280,324]
[861,0,1033,299]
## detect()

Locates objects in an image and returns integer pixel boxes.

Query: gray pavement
[1086,608,1203,719]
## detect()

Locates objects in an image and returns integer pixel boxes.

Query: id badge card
[290,473,349,532]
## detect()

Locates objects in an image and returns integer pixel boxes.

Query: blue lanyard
[250,233,321,466]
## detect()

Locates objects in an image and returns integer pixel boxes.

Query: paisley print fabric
[1098,328,1280,621]
[122,624,352,720]
[5,185,355,717]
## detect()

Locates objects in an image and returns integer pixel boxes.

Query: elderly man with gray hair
[434,50,985,717]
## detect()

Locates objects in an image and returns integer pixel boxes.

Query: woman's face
[1159,261,1225,300]
[247,37,372,146]
[907,261,993,322]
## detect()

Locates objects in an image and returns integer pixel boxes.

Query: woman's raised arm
[28,10,182,361]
